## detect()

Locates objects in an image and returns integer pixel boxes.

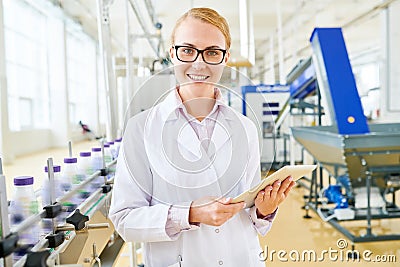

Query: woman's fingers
[284,181,296,196]
[269,180,281,200]
[255,190,265,204]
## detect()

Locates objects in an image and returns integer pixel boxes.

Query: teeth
[188,74,208,81]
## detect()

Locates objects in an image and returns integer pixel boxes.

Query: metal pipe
[125,0,133,122]
[10,211,45,236]
[342,0,397,28]
[68,141,72,158]
[46,158,58,234]
[127,0,159,57]
[55,223,109,232]
[47,158,55,207]
[143,0,156,25]
[96,0,119,140]
[276,0,285,84]
[269,34,275,83]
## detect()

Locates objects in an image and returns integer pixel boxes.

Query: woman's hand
[189,197,245,226]
[255,176,296,218]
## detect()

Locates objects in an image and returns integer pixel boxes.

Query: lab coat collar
[155,87,235,158]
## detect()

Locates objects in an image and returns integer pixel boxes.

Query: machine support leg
[303,165,317,219]
[319,165,324,190]
[366,170,373,236]
[314,162,318,208]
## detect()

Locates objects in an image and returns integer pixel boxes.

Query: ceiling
[59,0,392,79]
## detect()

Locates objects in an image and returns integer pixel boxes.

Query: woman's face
[170,17,230,95]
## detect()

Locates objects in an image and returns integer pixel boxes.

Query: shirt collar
[176,87,223,122]
[159,86,230,122]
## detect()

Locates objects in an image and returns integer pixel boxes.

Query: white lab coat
[110,91,270,267]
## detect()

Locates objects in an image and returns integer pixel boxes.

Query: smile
[187,74,209,81]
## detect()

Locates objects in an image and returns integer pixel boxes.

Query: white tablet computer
[232,165,317,208]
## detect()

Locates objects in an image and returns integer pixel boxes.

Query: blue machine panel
[310,28,369,135]
[241,84,289,116]
[289,64,317,100]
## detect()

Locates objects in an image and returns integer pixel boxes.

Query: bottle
[114,138,122,158]
[77,152,92,196]
[103,143,112,164]
[42,165,62,207]
[9,176,40,260]
[41,165,63,233]
[91,147,105,189]
[63,157,81,185]
[62,157,80,205]
[105,142,117,175]
[91,148,103,171]
[107,141,116,160]
[78,152,94,177]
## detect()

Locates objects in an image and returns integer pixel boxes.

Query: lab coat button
[215,228,219,233]
[219,260,223,265]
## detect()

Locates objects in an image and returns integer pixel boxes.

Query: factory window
[66,26,97,127]
[3,0,50,131]
[353,62,380,120]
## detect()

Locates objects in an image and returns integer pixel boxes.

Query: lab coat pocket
[167,255,183,267]
[167,262,180,267]
[249,247,265,267]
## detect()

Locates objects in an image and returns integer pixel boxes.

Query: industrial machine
[291,28,400,244]
[241,84,304,170]
[0,142,132,267]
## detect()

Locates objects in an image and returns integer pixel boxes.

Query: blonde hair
[170,7,231,49]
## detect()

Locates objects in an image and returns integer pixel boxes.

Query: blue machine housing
[289,64,317,100]
[241,84,289,116]
[310,28,370,135]
[324,185,349,209]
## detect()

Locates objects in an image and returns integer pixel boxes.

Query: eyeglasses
[173,45,227,65]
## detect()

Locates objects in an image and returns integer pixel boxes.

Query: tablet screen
[232,165,317,208]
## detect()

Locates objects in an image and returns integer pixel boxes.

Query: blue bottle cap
[14,176,34,186]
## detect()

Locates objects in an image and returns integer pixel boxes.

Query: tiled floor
[2,142,400,266]
[261,186,400,266]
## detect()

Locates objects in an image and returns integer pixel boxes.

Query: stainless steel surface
[47,158,55,208]
[291,123,400,184]
[56,223,109,232]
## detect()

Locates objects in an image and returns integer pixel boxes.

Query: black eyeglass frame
[173,45,227,65]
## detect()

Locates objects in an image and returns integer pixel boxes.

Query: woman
[110,7,295,267]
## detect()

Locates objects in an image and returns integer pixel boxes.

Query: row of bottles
[7,139,122,262]
[8,176,40,259]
